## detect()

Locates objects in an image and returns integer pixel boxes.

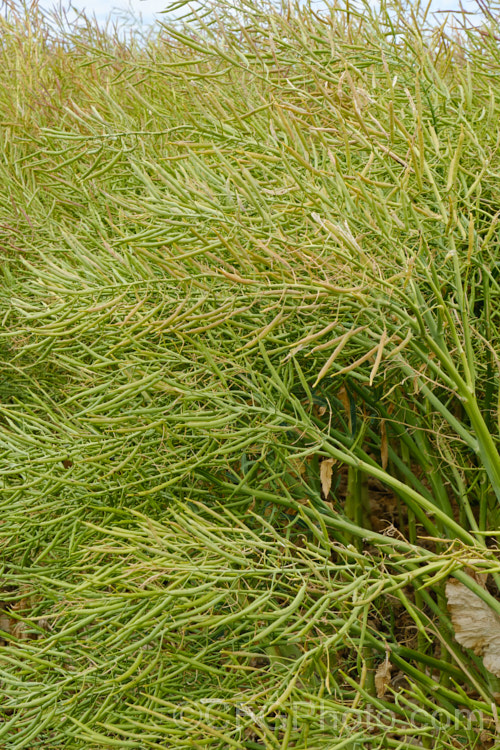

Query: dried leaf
[446,579,500,677]
[320,458,335,498]
[375,656,393,698]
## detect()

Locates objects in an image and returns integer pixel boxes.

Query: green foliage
[1,0,500,746]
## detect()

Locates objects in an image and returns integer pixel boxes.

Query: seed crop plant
[1,0,500,747]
